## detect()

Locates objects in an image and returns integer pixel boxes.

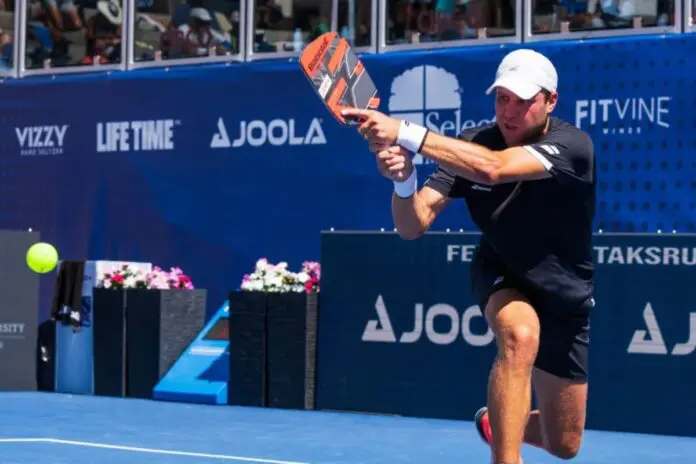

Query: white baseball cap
[486,49,558,100]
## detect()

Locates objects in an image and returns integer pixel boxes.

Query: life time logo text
[15,125,69,156]
[96,119,180,153]
[210,117,327,148]
[575,96,670,135]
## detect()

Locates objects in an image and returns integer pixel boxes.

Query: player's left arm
[341,108,592,186]
[418,127,593,186]
[417,131,552,185]
[351,110,556,185]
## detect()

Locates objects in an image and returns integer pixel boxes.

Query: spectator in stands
[41,0,83,31]
[26,0,74,67]
[308,14,329,41]
[351,0,372,46]
[81,0,122,64]
[255,0,283,30]
[0,26,11,71]
[164,7,229,58]
[252,2,273,52]
[435,0,462,39]
[586,0,659,28]
[388,0,500,45]
[533,0,589,32]
[532,0,560,32]
[387,1,409,43]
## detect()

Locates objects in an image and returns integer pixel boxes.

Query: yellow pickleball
[26,242,59,274]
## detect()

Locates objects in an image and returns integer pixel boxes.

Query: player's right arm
[391,186,450,240]
[377,146,463,240]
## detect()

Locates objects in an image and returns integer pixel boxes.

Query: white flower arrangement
[240,258,320,293]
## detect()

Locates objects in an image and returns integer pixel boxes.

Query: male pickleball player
[342,49,595,464]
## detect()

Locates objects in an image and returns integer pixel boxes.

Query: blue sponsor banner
[317,231,493,420]
[317,231,696,437]
[0,34,693,320]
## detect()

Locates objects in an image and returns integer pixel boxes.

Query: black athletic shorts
[471,248,592,382]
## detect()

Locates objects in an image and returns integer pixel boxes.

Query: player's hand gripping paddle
[299,32,380,125]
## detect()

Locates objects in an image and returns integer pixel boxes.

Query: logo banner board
[0,35,694,321]
[317,232,696,437]
[0,230,40,391]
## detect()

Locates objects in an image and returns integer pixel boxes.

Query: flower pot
[124,288,207,399]
[92,287,127,397]
[266,291,318,410]
[227,290,268,407]
[92,287,207,399]
[227,290,319,410]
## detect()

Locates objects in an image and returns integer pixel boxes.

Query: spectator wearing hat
[81,0,122,64]
[165,7,229,58]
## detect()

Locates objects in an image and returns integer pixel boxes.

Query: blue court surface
[1,392,694,463]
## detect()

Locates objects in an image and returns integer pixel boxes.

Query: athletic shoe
[474,406,493,445]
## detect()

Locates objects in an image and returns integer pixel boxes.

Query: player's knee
[549,436,582,460]
[486,290,540,366]
[497,324,539,366]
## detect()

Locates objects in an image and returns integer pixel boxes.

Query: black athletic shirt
[424,116,596,308]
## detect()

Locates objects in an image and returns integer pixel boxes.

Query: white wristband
[397,120,428,154]
[393,168,417,198]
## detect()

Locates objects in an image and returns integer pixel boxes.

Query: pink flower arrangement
[97,264,195,290]
[97,264,148,290]
[147,266,195,290]
[302,261,320,293]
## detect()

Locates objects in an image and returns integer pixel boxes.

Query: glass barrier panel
[0,0,15,74]
[252,0,333,54]
[24,0,123,70]
[337,0,373,47]
[133,0,239,63]
[385,0,517,46]
[530,0,675,35]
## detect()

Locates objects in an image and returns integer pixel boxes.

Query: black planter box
[227,290,318,410]
[266,291,318,410]
[92,288,207,399]
[92,287,127,397]
[227,290,268,407]
[125,288,207,399]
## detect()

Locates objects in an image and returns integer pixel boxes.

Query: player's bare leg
[521,409,544,448]
[477,368,588,461]
[528,368,587,458]
[484,289,540,464]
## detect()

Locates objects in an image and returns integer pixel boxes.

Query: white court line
[0,438,309,464]
[0,438,47,443]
